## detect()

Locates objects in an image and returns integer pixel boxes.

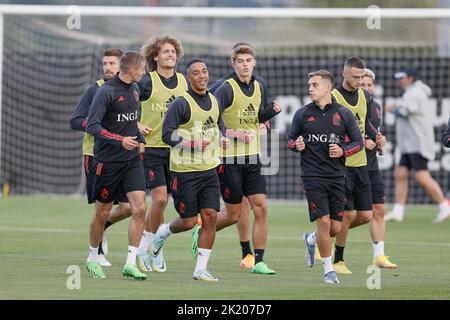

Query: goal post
[0,4,448,202]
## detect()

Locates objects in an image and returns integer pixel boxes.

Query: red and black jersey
[288,101,363,178]
[366,99,382,171]
[87,74,145,162]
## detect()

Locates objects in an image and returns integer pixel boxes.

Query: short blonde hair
[364,68,376,81]
[231,45,255,63]
[141,34,184,71]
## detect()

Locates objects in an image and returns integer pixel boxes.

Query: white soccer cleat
[384,211,403,222]
[101,234,109,255]
[97,254,112,267]
[324,271,340,284]
[151,233,167,273]
[432,210,450,224]
[136,251,153,272]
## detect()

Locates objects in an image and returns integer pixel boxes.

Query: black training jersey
[366,99,382,171]
[87,74,145,162]
[288,101,363,178]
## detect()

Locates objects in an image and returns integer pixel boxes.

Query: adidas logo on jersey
[241,103,257,116]
[202,116,215,131]
[307,116,316,122]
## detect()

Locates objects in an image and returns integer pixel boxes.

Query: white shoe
[136,251,153,272]
[384,211,403,222]
[101,234,108,255]
[151,234,167,273]
[97,254,112,267]
[432,210,450,224]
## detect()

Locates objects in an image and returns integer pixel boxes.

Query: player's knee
[252,202,268,217]
[119,203,132,217]
[316,216,331,230]
[414,171,431,186]
[331,223,341,236]
[131,202,146,218]
[183,217,198,229]
[372,204,384,220]
[394,167,408,180]
[360,211,373,224]
[153,195,168,210]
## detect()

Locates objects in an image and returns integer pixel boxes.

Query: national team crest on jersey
[333,112,341,126]
[133,90,139,102]
[101,187,109,200]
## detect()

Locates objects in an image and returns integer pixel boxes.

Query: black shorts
[303,177,345,222]
[142,151,171,192]
[368,170,385,205]
[91,157,146,204]
[84,155,95,204]
[344,166,373,211]
[217,163,267,204]
[399,153,428,171]
[171,168,220,218]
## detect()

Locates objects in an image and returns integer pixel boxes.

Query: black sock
[104,220,113,230]
[98,242,104,255]
[240,241,253,258]
[334,245,345,264]
[254,249,265,264]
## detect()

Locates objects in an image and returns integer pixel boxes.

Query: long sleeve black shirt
[162,89,224,147]
[70,80,105,132]
[366,99,382,171]
[288,101,363,178]
[87,74,145,162]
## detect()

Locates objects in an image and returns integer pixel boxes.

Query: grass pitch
[0,196,449,300]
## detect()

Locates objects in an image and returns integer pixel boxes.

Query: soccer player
[205,44,281,275]
[151,59,229,282]
[86,51,147,280]
[136,35,188,273]
[288,70,363,284]
[330,56,386,274]
[208,42,268,269]
[443,118,450,148]
[362,69,397,268]
[70,48,131,267]
[385,68,450,223]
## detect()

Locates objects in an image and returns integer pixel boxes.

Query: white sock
[126,245,139,265]
[194,248,212,273]
[158,223,173,239]
[322,256,334,275]
[372,241,385,259]
[87,245,100,262]
[392,204,405,216]
[138,230,152,253]
[306,231,317,246]
[438,201,450,213]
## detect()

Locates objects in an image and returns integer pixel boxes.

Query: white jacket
[395,80,435,160]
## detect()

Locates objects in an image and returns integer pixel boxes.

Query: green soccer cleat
[252,262,276,275]
[122,264,147,280]
[86,261,106,279]
[192,225,200,261]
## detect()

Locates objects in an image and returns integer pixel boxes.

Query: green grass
[1,196,449,300]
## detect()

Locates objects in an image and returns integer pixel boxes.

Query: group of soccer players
[71,35,447,285]
[71,35,281,281]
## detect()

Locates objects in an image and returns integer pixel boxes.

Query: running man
[288,70,363,284]
[86,51,147,280]
[136,35,188,273]
[362,69,397,268]
[206,44,281,275]
[70,48,131,267]
[151,59,229,281]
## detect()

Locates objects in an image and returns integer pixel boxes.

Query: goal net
[0,6,449,203]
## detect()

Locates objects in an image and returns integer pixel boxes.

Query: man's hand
[122,136,139,150]
[329,143,343,158]
[365,139,377,150]
[219,136,230,149]
[272,100,282,113]
[295,136,305,152]
[138,122,152,136]
[376,132,386,149]
[226,129,255,144]
[385,103,397,112]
